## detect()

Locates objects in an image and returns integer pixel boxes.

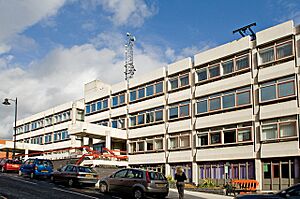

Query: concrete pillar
[25,149,29,160]
[255,158,263,191]
[5,148,9,159]
[105,134,111,149]
[88,138,93,150]
[165,163,171,178]
[71,102,77,124]
[192,162,199,185]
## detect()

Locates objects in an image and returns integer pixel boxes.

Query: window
[224,130,236,144]
[147,140,154,151]
[155,139,163,150]
[155,82,163,93]
[130,137,164,153]
[238,128,252,142]
[259,40,293,64]
[209,65,220,78]
[169,133,190,149]
[138,114,144,125]
[114,170,128,178]
[260,76,295,102]
[198,134,208,146]
[130,90,137,101]
[137,141,144,152]
[130,143,136,153]
[180,136,190,148]
[210,132,221,144]
[197,69,207,81]
[196,86,251,114]
[155,110,163,121]
[97,101,102,110]
[146,85,154,96]
[91,103,96,112]
[130,81,163,102]
[138,88,145,99]
[169,73,189,91]
[236,55,249,70]
[130,107,164,127]
[103,99,108,108]
[261,116,297,141]
[169,137,178,149]
[169,102,190,120]
[85,105,90,114]
[112,96,118,107]
[119,94,125,104]
[222,60,234,75]
[112,93,126,107]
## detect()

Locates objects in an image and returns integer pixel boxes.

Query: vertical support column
[88,137,93,150]
[5,148,9,159]
[165,163,171,178]
[71,102,77,124]
[255,158,263,191]
[25,149,29,160]
[105,132,111,149]
[192,162,199,185]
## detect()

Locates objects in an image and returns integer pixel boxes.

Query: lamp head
[2,98,11,105]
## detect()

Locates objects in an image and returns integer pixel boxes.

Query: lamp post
[2,98,17,159]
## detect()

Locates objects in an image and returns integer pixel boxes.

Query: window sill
[259,95,296,105]
[168,147,191,151]
[260,136,297,144]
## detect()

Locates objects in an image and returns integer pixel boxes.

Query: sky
[0,0,300,139]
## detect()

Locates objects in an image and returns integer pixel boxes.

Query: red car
[0,159,22,172]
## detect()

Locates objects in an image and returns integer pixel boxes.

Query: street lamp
[2,98,18,159]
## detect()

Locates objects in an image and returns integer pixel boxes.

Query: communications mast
[124,32,136,81]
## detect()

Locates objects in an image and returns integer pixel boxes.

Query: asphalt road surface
[0,173,203,199]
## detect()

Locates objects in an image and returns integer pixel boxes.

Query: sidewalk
[169,188,234,199]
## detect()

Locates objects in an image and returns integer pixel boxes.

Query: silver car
[96,168,169,199]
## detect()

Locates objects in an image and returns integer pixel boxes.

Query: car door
[123,169,144,194]
[63,165,74,183]
[55,165,67,182]
[108,169,128,192]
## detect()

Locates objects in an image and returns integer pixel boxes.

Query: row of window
[112,93,126,107]
[197,86,251,114]
[169,73,189,90]
[130,81,164,102]
[24,130,70,144]
[129,107,164,127]
[197,123,252,147]
[17,110,73,134]
[129,137,164,153]
[86,98,109,114]
[196,54,249,83]
[169,133,191,149]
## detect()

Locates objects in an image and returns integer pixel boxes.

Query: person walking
[174,167,187,199]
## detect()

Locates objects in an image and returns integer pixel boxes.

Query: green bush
[199,179,215,188]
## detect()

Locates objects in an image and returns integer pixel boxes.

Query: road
[0,173,204,199]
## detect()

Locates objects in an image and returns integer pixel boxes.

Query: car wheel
[68,179,74,187]
[99,182,108,193]
[133,188,144,199]
[30,172,35,179]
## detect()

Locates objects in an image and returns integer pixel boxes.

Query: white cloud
[82,0,157,27]
[0,0,65,54]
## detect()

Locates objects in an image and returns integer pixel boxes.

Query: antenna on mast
[124,32,136,82]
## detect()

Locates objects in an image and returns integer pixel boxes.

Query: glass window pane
[130,116,136,127]
[209,65,220,78]
[147,141,154,150]
[276,42,293,59]
[238,128,251,142]
[199,135,208,146]
[155,110,163,121]
[170,78,178,90]
[169,137,178,149]
[111,121,117,128]
[85,105,90,114]
[146,85,154,96]
[237,91,250,105]
[119,94,125,104]
[112,96,118,107]
[224,130,236,143]
[180,75,189,87]
[181,136,190,147]
[155,82,163,93]
[197,100,208,113]
[278,81,295,98]
[209,97,221,111]
[146,112,154,123]
[138,114,144,125]
[262,124,277,140]
[236,56,249,70]
[91,103,96,112]
[222,60,234,74]
[279,122,296,137]
[281,163,289,178]
[169,107,178,119]
[103,99,108,108]
[138,88,145,99]
[197,69,207,82]
[261,85,276,101]
[138,142,144,151]
[155,139,163,150]
[260,47,274,63]
[223,94,235,108]
[210,132,221,144]
[179,104,189,117]
[130,91,136,101]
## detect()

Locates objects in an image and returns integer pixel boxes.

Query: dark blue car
[19,158,53,179]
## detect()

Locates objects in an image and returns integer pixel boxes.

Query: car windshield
[77,166,94,173]
[149,172,166,180]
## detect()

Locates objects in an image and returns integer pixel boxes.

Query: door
[108,169,128,192]
[123,169,144,193]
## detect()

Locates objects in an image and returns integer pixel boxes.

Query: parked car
[19,158,53,179]
[50,164,98,187]
[0,159,22,172]
[235,183,300,199]
[96,168,169,199]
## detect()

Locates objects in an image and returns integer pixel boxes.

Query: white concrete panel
[196,108,253,129]
[194,37,251,66]
[75,99,85,109]
[111,106,127,118]
[44,140,74,150]
[261,141,299,158]
[256,21,294,46]
[168,88,191,104]
[85,111,110,123]
[260,100,298,120]
[129,96,165,113]
[128,124,165,139]
[129,68,166,88]
[195,73,252,97]
[168,150,193,163]
[258,60,295,82]
[196,145,254,161]
[128,152,165,164]
[53,122,70,131]
[84,80,111,103]
[168,119,191,133]
[111,81,127,94]
[167,57,192,76]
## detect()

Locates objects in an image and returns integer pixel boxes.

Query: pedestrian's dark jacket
[175,172,187,182]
